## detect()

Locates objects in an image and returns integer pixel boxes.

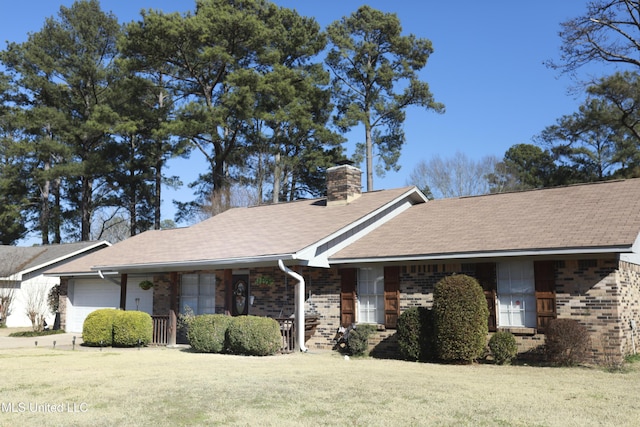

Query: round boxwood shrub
[226,315,282,356]
[346,324,376,356]
[489,331,518,365]
[545,318,591,366]
[82,308,118,346]
[433,274,489,363]
[397,306,434,362]
[112,310,153,347]
[188,314,234,353]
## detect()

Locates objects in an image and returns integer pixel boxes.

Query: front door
[232,274,249,316]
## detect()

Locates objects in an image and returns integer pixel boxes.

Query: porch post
[119,274,128,310]
[224,269,233,315]
[168,272,178,346]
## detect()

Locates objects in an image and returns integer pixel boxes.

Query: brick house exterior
[48,167,640,364]
[97,254,636,363]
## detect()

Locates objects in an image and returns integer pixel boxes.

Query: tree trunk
[81,176,93,241]
[154,156,162,229]
[365,119,374,192]
[272,151,281,204]
[53,177,61,244]
[40,159,51,246]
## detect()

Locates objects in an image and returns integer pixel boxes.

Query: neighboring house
[46,165,640,363]
[0,241,110,328]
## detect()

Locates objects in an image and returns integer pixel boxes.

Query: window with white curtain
[357,267,384,324]
[180,273,215,315]
[497,260,536,328]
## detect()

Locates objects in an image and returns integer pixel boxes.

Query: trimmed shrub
[397,307,434,361]
[188,314,234,353]
[82,308,118,346]
[346,324,377,356]
[489,331,518,365]
[226,316,282,356]
[112,311,153,347]
[433,274,489,363]
[545,318,591,366]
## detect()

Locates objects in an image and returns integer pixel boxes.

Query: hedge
[82,308,119,346]
[112,311,153,347]
[226,316,282,356]
[433,274,489,363]
[545,318,591,366]
[397,306,434,362]
[488,331,518,365]
[82,309,152,347]
[188,314,234,353]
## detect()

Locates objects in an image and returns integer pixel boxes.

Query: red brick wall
[143,256,640,363]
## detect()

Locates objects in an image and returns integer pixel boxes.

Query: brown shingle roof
[0,241,108,277]
[48,187,419,274]
[331,178,640,261]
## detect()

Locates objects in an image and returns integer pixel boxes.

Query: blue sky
[1,1,607,228]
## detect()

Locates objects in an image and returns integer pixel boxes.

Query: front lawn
[1,347,639,426]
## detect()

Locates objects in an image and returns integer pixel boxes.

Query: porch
[150,314,320,353]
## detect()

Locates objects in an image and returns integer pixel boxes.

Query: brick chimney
[326,164,362,206]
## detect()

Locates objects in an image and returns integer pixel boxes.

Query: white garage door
[67,279,120,333]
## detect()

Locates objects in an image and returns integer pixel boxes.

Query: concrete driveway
[0,328,83,350]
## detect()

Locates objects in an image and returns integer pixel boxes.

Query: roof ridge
[450,178,637,201]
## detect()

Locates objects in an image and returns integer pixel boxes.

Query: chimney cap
[335,159,354,166]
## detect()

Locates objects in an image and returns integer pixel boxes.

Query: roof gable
[48,187,426,275]
[0,241,110,279]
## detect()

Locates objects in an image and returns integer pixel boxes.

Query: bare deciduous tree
[23,282,50,332]
[197,184,260,222]
[549,0,640,76]
[0,250,24,327]
[407,152,499,199]
[0,282,17,327]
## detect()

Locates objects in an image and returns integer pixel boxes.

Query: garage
[66,279,120,333]
[65,276,155,333]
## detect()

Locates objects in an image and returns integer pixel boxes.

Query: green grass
[625,353,640,364]
[7,329,66,338]
[0,348,639,426]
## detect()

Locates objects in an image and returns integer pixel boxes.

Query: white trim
[91,254,297,273]
[296,189,424,267]
[329,246,634,265]
[46,271,119,278]
[621,253,640,265]
[19,241,111,277]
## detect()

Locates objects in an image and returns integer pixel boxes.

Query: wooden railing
[151,315,169,345]
[276,315,320,353]
[151,314,317,352]
[277,317,295,353]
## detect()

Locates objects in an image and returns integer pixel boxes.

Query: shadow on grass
[8,329,67,338]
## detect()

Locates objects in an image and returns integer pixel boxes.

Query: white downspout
[98,270,121,287]
[278,260,308,352]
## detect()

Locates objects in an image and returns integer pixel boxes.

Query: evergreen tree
[326,5,444,191]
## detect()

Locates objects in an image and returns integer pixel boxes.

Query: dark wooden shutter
[339,268,357,327]
[534,260,556,333]
[383,266,401,329]
[475,263,497,332]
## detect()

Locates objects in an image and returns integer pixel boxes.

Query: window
[497,260,536,328]
[357,267,384,324]
[181,273,215,315]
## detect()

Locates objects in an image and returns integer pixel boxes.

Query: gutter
[329,246,635,265]
[278,260,308,352]
[92,254,297,274]
[98,269,122,287]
